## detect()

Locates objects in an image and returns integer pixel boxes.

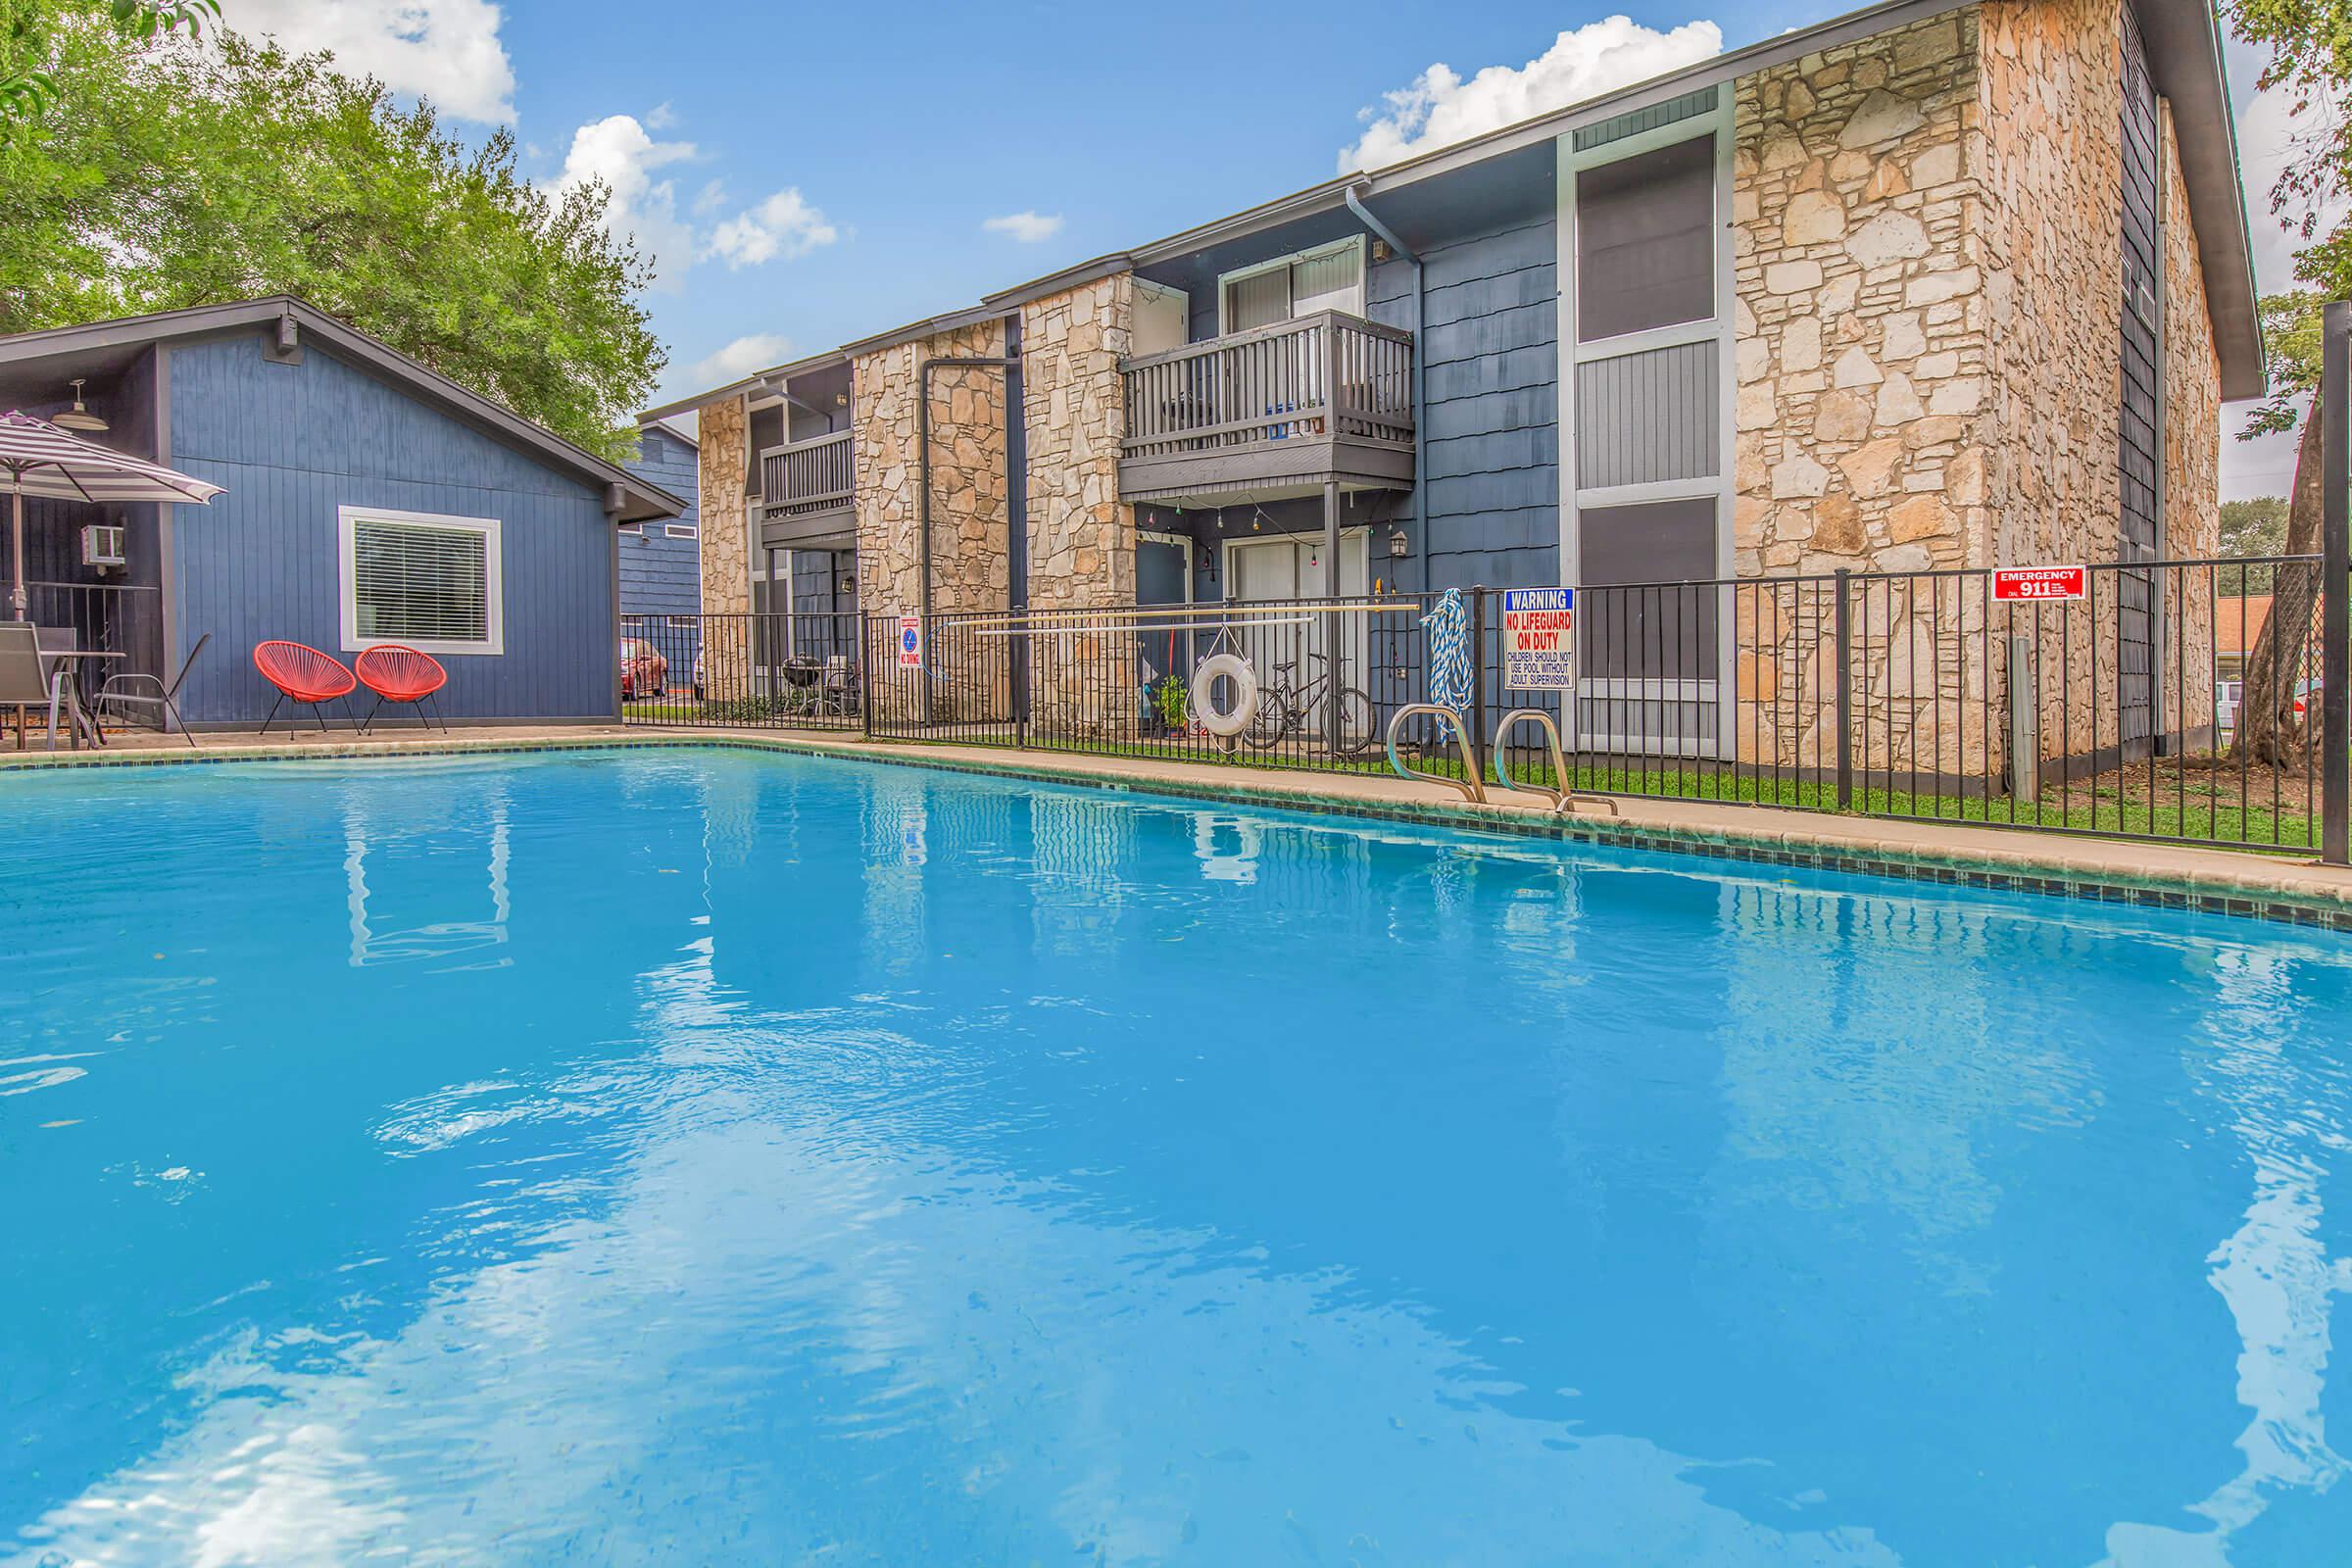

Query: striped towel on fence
[1421,588,1473,716]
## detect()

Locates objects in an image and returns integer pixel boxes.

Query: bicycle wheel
[1244,690,1293,751]
[1331,686,1379,757]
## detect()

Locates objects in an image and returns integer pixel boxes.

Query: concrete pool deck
[10,721,2352,929]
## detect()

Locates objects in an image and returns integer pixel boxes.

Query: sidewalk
[10,721,2352,927]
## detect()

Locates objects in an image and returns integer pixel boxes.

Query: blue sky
[224,0,2303,496]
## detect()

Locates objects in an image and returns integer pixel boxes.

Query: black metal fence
[618,612,862,731]
[622,555,2348,857]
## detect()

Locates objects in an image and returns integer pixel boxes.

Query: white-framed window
[1217,236,1366,334]
[665,614,698,628]
[663,523,698,539]
[617,521,643,535]
[338,505,504,656]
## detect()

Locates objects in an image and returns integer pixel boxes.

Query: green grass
[996,733,2324,853]
[622,710,2325,855]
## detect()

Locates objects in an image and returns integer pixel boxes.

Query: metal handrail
[1490,709,1617,816]
[1385,703,1485,803]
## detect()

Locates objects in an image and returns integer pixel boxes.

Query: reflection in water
[2103,946,2350,1565]
[340,784,513,968]
[1711,883,2100,1269]
[1191,812,1262,885]
[2,752,2349,1565]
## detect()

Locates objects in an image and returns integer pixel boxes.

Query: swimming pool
[3,748,2348,1564]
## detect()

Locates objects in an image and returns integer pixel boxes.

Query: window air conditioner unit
[80,523,126,569]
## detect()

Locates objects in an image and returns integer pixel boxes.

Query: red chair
[354,644,449,734]
[253,641,357,734]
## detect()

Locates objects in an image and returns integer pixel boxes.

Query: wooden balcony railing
[759,429,854,517]
[1119,311,1413,461]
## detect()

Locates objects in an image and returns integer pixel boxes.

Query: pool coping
[9,727,2352,931]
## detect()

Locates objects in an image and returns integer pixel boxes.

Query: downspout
[916,340,1022,720]
[1347,183,1426,594]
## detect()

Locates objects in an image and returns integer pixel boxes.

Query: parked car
[619,638,667,700]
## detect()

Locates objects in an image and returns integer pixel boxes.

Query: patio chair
[353,644,449,734]
[93,632,208,748]
[253,640,357,734]
[0,623,70,750]
[818,654,859,717]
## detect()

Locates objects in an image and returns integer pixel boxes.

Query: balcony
[758,429,855,551]
[1118,311,1413,506]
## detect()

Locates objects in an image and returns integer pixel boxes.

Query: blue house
[618,419,702,689]
[0,298,681,728]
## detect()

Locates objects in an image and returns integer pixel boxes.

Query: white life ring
[1189,653,1260,738]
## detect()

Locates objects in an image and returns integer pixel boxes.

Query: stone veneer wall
[1022,272,1135,610]
[854,319,1009,721]
[690,394,754,701]
[1977,0,2122,572]
[1734,11,1988,579]
[2159,100,2224,743]
[1020,272,1139,736]
[696,394,752,616]
[1730,0,2228,777]
[2158,101,2220,561]
[1981,0,2223,764]
[1731,11,1992,772]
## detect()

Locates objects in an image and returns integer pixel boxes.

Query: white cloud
[221,0,517,122]
[707,188,839,268]
[687,333,795,388]
[691,178,729,219]
[1341,16,1723,171]
[556,114,700,290]
[2235,81,2345,296]
[982,211,1065,244]
[644,100,677,130]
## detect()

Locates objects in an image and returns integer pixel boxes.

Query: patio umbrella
[0,409,223,620]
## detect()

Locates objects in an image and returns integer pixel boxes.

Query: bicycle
[1246,649,1377,757]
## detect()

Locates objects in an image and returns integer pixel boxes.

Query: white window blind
[339,508,503,655]
[1225,269,1292,333]
[1290,247,1360,316]
[1221,240,1364,333]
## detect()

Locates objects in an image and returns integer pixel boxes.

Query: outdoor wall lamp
[1388,527,1409,558]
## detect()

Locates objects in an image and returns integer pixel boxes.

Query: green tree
[2219,495,2292,593]
[0,0,213,127]
[0,5,662,461]
[2217,0,2350,760]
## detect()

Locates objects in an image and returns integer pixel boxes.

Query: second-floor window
[1576,134,1715,342]
[1219,237,1365,333]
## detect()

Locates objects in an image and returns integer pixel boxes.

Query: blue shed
[618,420,702,690]
[0,298,682,729]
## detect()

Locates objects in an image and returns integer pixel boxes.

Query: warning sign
[1501,587,1575,690]
[1991,565,2086,603]
[897,614,923,668]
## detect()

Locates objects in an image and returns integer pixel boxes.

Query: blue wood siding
[620,425,702,669]
[166,331,619,723]
[1369,213,1560,592]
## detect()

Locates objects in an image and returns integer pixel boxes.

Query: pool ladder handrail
[1384,704,1485,803]
[1489,708,1620,817]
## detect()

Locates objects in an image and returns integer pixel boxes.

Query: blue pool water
[3,750,2350,1565]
